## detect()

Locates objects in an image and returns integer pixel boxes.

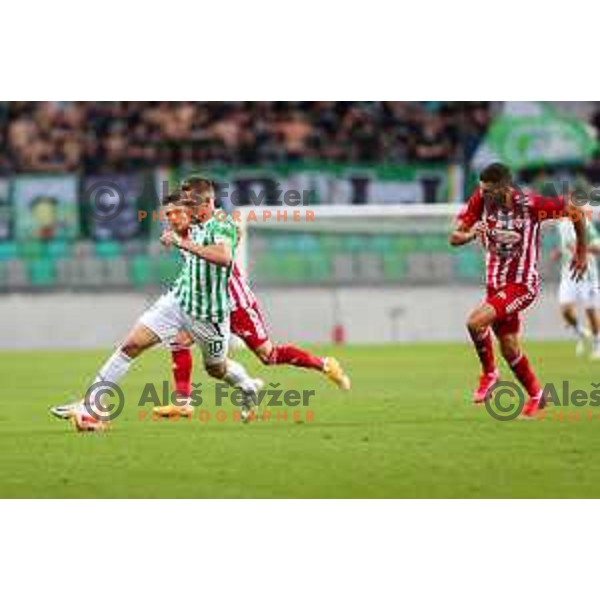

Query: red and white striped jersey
[228,262,258,311]
[458,188,567,291]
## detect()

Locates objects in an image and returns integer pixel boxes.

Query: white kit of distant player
[556,217,600,358]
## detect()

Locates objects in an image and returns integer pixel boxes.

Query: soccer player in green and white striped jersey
[554,217,600,358]
[50,187,262,431]
[169,212,236,323]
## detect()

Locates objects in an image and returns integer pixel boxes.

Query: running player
[50,189,262,430]
[552,217,600,358]
[162,177,350,416]
[450,162,588,417]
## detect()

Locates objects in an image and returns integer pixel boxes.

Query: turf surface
[2,341,600,498]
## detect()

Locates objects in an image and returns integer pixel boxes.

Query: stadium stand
[0,101,598,292]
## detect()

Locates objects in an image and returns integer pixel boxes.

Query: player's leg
[496,326,543,417]
[191,319,263,422]
[51,320,160,425]
[586,308,600,359]
[232,303,350,390]
[207,359,263,422]
[258,339,351,390]
[584,283,600,358]
[171,331,194,396]
[466,301,499,402]
[254,338,321,370]
[51,323,159,418]
[559,277,588,356]
[563,303,589,357]
[486,284,541,415]
[561,302,579,330]
[52,293,183,430]
[154,330,195,418]
[57,322,161,431]
[165,331,194,413]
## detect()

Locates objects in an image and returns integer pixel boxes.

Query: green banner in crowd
[162,162,464,205]
[473,102,597,170]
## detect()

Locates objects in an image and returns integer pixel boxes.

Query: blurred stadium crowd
[1,101,600,293]
[0,101,493,173]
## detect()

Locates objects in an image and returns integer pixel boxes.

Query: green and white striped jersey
[558,218,599,286]
[171,216,237,322]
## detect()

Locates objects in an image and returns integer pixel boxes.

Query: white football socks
[85,350,133,411]
[82,352,256,416]
[94,350,133,384]
[223,359,258,394]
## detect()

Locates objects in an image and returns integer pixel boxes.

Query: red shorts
[485,283,537,336]
[230,301,270,351]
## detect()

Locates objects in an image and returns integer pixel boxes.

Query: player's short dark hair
[181,176,215,194]
[480,162,512,186]
[161,189,187,206]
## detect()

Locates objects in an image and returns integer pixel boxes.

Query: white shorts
[139,293,230,364]
[558,277,600,309]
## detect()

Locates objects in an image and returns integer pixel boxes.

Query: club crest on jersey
[487,225,523,259]
[489,228,522,245]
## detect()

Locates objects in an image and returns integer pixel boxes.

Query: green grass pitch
[2,341,600,498]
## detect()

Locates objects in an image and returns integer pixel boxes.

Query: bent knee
[174,330,194,348]
[467,313,486,334]
[467,304,496,334]
[255,347,272,365]
[561,306,575,318]
[253,341,274,365]
[205,362,226,379]
[120,341,143,359]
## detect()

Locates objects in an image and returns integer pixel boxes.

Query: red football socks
[267,345,324,371]
[171,348,193,397]
[509,353,541,398]
[469,327,496,374]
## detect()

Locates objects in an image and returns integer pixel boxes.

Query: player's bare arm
[160,230,232,267]
[588,241,600,256]
[567,199,588,281]
[449,221,484,246]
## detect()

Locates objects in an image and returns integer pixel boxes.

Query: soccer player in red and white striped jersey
[450,162,588,417]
